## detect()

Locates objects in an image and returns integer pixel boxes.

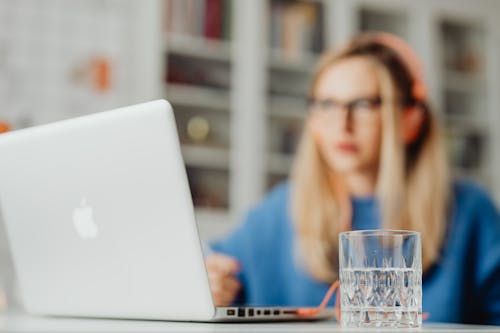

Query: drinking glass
[339,230,422,328]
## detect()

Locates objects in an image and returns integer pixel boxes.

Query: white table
[0,312,499,333]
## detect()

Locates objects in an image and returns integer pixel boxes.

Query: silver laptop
[0,100,334,322]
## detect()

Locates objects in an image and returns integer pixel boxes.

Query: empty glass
[339,230,422,328]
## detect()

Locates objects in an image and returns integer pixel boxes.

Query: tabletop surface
[1,312,499,333]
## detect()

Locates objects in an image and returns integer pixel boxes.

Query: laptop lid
[0,100,216,321]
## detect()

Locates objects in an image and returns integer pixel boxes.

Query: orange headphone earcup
[402,107,424,144]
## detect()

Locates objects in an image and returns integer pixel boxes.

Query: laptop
[0,100,334,322]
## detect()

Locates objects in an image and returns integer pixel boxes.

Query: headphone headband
[374,33,427,103]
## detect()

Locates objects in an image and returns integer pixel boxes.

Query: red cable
[295,280,340,320]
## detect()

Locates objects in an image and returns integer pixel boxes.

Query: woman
[206,32,500,325]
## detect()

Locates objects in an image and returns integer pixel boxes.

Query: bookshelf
[163,0,233,226]
[437,16,490,185]
[158,0,500,239]
[265,0,325,189]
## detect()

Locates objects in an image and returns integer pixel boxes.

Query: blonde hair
[291,33,450,282]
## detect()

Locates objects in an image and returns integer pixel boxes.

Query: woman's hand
[205,253,241,306]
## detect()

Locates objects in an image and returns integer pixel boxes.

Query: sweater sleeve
[463,183,500,325]
[208,183,290,305]
[209,207,261,268]
[208,208,260,305]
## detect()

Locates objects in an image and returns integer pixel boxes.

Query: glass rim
[339,229,420,237]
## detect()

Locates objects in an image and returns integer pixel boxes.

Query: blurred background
[0,0,499,312]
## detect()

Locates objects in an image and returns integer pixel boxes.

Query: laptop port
[273,310,280,315]
[248,308,254,317]
[238,308,245,317]
[226,309,235,316]
[264,309,271,315]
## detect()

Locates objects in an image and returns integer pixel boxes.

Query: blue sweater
[211,181,500,325]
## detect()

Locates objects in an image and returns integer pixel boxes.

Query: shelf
[358,5,409,39]
[443,70,485,93]
[268,95,307,120]
[165,34,232,62]
[268,48,317,73]
[267,153,294,175]
[444,116,488,133]
[181,145,229,170]
[165,83,230,111]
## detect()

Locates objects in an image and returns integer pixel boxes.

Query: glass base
[341,308,422,328]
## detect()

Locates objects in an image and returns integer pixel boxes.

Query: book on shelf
[165,0,201,37]
[187,167,229,209]
[446,130,485,171]
[269,0,323,61]
[359,9,408,39]
[268,69,311,97]
[441,21,483,75]
[165,0,231,40]
[166,54,230,89]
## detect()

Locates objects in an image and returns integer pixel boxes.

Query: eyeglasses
[308,96,382,124]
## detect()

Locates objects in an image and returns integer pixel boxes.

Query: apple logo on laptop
[73,197,98,239]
